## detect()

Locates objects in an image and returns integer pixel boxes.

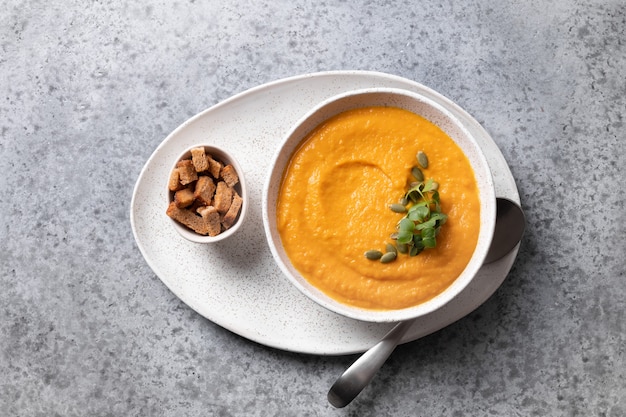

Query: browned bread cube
[166,202,212,235]
[176,159,198,185]
[206,155,222,178]
[213,181,233,213]
[221,191,243,229]
[193,176,216,205]
[174,188,195,208]
[168,168,184,191]
[197,206,221,237]
[221,164,239,187]
[190,147,209,172]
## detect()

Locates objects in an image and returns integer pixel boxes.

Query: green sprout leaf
[414,217,438,230]
[407,202,429,222]
[398,218,415,232]
[397,230,414,244]
[421,227,436,248]
[421,178,435,193]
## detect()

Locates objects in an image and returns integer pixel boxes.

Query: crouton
[197,206,221,237]
[176,159,198,185]
[168,168,184,191]
[206,154,222,178]
[221,164,239,187]
[193,176,216,205]
[166,202,212,235]
[174,188,195,208]
[190,147,209,172]
[221,191,242,229]
[213,181,233,213]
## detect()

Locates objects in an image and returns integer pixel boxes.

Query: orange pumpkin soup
[276,106,480,310]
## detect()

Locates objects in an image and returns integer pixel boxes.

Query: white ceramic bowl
[262,88,496,322]
[167,144,248,243]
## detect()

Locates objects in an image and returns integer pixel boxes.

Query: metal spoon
[328,197,525,408]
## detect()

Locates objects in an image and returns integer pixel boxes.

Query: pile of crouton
[166,147,242,237]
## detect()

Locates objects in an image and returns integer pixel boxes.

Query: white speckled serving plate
[130,71,520,356]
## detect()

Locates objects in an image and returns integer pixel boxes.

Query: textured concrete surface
[1,1,624,416]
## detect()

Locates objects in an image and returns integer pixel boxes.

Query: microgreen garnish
[366,151,448,263]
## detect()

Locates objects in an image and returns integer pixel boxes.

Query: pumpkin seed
[385,243,397,254]
[399,197,409,206]
[380,252,397,263]
[390,203,407,213]
[397,242,409,254]
[417,151,429,168]
[431,181,439,191]
[411,166,424,182]
[365,250,383,260]
[409,245,421,257]
[390,232,399,240]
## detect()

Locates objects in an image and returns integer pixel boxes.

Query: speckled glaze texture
[1,1,624,416]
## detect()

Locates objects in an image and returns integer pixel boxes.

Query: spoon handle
[327,320,414,408]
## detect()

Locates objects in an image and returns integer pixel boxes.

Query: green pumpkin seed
[399,197,409,206]
[417,151,429,168]
[396,242,409,254]
[380,252,397,263]
[365,250,383,260]
[385,243,397,254]
[411,166,424,182]
[390,203,407,213]
[389,203,406,213]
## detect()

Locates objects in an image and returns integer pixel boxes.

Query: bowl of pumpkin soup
[262,88,496,322]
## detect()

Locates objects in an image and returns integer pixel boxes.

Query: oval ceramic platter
[130,71,521,355]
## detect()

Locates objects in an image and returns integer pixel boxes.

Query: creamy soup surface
[276,106,481,310]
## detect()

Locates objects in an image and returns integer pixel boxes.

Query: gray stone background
[1,1,624,416]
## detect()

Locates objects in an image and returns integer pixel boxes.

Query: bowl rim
[166,144,248,243]
[262,87,496,322]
